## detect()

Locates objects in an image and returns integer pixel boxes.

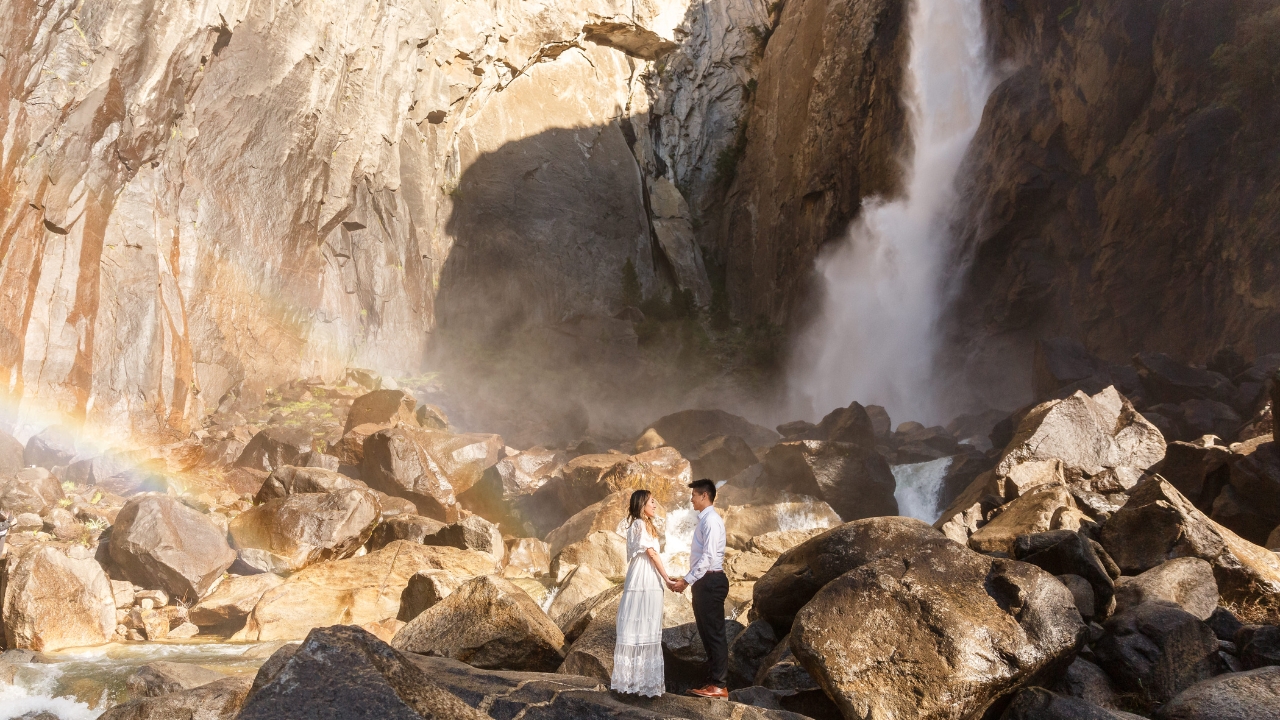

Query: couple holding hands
[611,479,729,699]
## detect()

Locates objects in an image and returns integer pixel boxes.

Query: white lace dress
[611,520,665,696]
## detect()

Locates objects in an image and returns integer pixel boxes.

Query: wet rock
[0,468,65,517]
[551,529,628,582]
[235,427,315,473]
[189,573,284,629]
[502,538,550,579]
[970,486,1085,555]
[391,575,564,672]
[2,544,116,651]
[23,426,79,469]
[253,466,366,504]
[689,435,759,481]
[644,410,779,455]
[366,514,448,551]
[1094,601,1221,705]
[997,387,1166,477]
[759,440,898,521]
[1152,439,1232,511]
[729,619,779,690]
[1237,624,1280,670]
[1135,353,1238,408]
[229,489,381,572]
[237,540,495,641]
[1100,478,1280,606]
[101,675,253,720]
[792,537,1085,720]
[127,661,226,697]
[1053,657,1122,709]
[753,516,951,628]
[109,495,236,601]
[238,626,489,720]
[361,427,502,519]
[998,687,1139,720]
[1154,666,1280,720]
[1113,558,1219,620]
[344,390,418,433]
[547,564,613,626]
[558,585,694,681]
[722,498,841,551]
[396,570,467,622]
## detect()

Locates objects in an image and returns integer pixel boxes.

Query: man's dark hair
[688,478,717,502]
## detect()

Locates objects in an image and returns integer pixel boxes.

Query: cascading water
[892,456,954,522]
[791,0,994,424]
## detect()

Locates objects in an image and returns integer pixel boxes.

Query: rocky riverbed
[2,342,1280,719]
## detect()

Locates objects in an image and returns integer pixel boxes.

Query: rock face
[391,575,565,672]
[943,0,1280,410]
[790,538,1085,720]
[109,495,237,601]
[237,540,495,641]
[229,489,381,572]
[2,544,116,651]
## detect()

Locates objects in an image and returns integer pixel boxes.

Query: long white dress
[611,519,665,696]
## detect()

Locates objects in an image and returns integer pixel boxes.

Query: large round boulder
[229,489,381,572]
[2,544,116,651]
[391,574,565,672]
[1093,601,1222,706]
[790,539,1085,720]
[109,494,237,601]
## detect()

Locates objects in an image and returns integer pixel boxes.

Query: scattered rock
[1053,657,1122,709]
[2,544,116,651]
[1151,439,1231,511]
[1113,558,1219,619]
[0,468,65,516]
[969,485,1085,555]
[229,489,381,572]
[361,427,502,519]
[729,619,779,690]
[189,574,284,629]
[424,514,505,562]
[127,661,227,697]
[396,570,467,622]
[235,427,315,473]
[1014,530,1116,620]
[644,410,779,455]
[344,390,418,433]
[1153,666,1280,720]
[366,514,448,551]
[746,528,829,558]
[689,435,760,481]
[253,466,367,504]
[100,675,252,720]
[998,687,1139,720]
[558,586,694,681]
[1236,624,1280,670]
[759,441,898,521]
[551,530,628,582]
[1094,601,1222,705]
[791,537,1085,720]
[391,575,565,672]
[457,447,565,529]
[1206,607,1244,641]
[1134,353,1238,408]
[1223,436,1280,545]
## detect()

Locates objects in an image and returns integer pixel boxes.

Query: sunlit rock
[110,495,237,601]
[229,489,381,572]
[2,544,116,651]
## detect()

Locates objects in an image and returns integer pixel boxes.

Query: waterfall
[893,456,954,522]
[790,0,994,424]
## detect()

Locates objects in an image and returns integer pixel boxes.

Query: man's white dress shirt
[684,505,726,585]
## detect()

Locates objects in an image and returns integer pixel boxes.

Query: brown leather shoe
[688,685,729,699]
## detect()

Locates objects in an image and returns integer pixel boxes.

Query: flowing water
[0,641,281,720]
[790,0,994,424]
[892,456,954,522]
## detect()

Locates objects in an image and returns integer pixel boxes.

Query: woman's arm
[645,547,672,590]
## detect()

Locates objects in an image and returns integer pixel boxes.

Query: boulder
[791,538,1085,720]
[1208,484,1275,545]
[502,538,550,579]
[722,498,841,551]
[1013,530,1116,619]
[2,545,116,651]
[333,423,384,467]
[998,687,1140,720]
[127,661,227,697]
[1053,657,1122,709]
[1100,478,1280,607]
[367,514,448,551]
[753,633,842,718]
[759,441,898,521]
[663,620,746,693]
[938,460,1068,545]
[237,626,490,720]
[1151,439,1231,511]
[396,570,467,622]
[0,428,24,475]
[23,425,78,469]
[997,387,1166,477]
[726,552,774,583]
[360,427,502,519]
[235,427,314,472]
[253,465,366,504]
[100,675,252,720]
[109,495,237,601]
[457,447,566,529]
[0,468,65,516]
[391,575,565,672]
[689,435,760,481]
[596,447,692,508]
[1236,624,1280,670]
[1134,353,1238,407]
[746,528,829,558]
[1094,601,1222,705]
[1154,666,1280,720]
[1179,399,1242,442]
[729,619,780,690]
[237,540,495,641]
[1113,558,1219,620]
[644,410,779,455]
[547,564,614,626]
[558,586,694,681]
[1206,606,1244,641]
[424,515,505,562]
[344,390,418,433]
[1057,575,1097,621]
[189,573,284,629]
[546,490,663,558]
[551,530,628,582]
[229,489,381,572]
[415,404,449,430]
[1223,436,1280,544]
[969,486,1084,555]
[753,517,952,628]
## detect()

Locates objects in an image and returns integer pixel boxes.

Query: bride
[611,489,676,697]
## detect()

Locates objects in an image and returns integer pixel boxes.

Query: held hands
[668,577,688,593]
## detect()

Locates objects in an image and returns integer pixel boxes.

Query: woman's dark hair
[628,489,660,538]
[688,478,717,502]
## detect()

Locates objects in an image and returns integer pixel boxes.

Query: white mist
[791,0,994,424]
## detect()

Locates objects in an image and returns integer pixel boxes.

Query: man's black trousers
[690,571,729,687]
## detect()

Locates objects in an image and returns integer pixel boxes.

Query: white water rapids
[791,0,994,425]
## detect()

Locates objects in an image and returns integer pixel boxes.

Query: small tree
[620,258,642,308]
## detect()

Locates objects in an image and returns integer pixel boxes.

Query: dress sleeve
[626,520,647,561]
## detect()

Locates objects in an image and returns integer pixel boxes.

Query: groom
[670,478,729,699]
